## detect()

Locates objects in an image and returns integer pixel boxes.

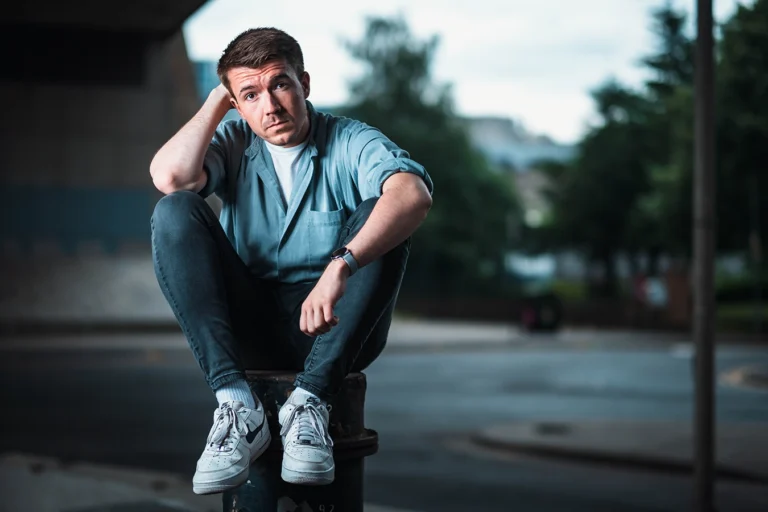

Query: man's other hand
[300,259,350,336]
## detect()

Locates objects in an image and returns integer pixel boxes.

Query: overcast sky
[183,0,745,144]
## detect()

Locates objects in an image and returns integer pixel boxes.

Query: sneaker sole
[281,463,335,486]
[193,423,272,495]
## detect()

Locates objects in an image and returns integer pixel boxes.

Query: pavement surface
[474,420,768,483]
[1,253,764,344]
[0,319,522,351]
[2,329,768,511]
[2,253,768,510]
[0,453,412,512]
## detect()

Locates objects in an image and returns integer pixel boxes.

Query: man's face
[227,58,311,147]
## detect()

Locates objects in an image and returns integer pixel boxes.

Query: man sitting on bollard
[149,27,433,494]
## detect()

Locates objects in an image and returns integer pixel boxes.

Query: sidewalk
[0,319,521,352]
[0,253,763,345]
[0,253,520,348]
[0,453,416,512]
[473,420,768,483]
[0,253,176,327]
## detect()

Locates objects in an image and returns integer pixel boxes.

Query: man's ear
[300,71,311,100]
[230,97,242,117]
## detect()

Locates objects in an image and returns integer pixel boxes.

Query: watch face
[331,247,347,258]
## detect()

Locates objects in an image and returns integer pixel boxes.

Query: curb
[743,369,768,389]
[471,422,768,485]
[720,365,768,391]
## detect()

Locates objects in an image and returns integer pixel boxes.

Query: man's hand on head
[211,83,234,108]
[300,259,350,336]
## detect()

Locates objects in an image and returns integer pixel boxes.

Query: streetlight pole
[693,0,716,511]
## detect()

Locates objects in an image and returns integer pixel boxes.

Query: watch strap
[332,247,359,276]
[341,250,359,276]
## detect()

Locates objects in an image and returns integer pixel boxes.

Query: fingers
[323,304,339,327]
[300,307,308,334]
[301,301,338,336]
[314,307,329,335]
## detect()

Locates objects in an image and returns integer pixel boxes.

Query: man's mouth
[267,120,288,129]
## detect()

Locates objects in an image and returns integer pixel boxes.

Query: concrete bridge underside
[0,0,210,255]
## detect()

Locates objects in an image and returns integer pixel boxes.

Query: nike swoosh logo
[246,417,265,444]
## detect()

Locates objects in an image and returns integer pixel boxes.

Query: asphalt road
[1,332,767,511]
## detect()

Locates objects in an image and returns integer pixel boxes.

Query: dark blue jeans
[150,191,409,401]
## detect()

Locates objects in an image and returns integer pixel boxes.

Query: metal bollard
[223,371,378,512]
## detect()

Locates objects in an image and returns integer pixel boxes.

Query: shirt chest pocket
[307,208,347,271]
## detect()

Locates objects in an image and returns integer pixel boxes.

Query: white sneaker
[192,400,271,494]
[278,392,334,485]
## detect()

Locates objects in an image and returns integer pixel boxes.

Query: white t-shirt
[264,138,309,203]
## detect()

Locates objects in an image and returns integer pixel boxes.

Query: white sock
[215,380,256,409]
[291,387,323,404]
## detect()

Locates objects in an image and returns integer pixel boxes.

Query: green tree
[533,5,697,289]
[636,5,696,262]
[643,1,768,260]
[717,0,768,259]
[543,81,654,296]
[528,1,768,305]
[642,4,694,100]
[340,16,522,296]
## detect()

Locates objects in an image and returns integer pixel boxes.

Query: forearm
[302,173,431,336]
[150,86,232,194]
[345,173,432,269]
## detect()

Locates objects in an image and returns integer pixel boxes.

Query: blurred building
[0,1,206,257]
[463,116,574,171]
[192,60,242,124]
[193,60,220,103]
[0,1,209,325]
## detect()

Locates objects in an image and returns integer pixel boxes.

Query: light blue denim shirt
[199,102,433,284]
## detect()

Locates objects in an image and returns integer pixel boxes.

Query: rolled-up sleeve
[347,123,434,200]
[198,120,246,199]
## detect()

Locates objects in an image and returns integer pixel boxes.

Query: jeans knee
[339,198,379,245]
[356,198,378,219]
[152,191,207,232]
[151,192,214,252]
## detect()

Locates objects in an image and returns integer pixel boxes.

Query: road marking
[720,365,768,392]
[670,344,694,359]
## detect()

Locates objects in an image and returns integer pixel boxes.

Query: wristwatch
[331,247,359,276]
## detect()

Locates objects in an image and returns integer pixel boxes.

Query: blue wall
[193,60,219,103]
[1,185,158,253]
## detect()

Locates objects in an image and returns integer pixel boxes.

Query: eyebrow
[238,84,258,97]
[269,73,292,85]
[238,73,292,98]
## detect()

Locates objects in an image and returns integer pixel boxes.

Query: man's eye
[275,82,288,90]
[245,93,255,100]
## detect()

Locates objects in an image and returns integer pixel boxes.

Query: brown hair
[217,28,305,94]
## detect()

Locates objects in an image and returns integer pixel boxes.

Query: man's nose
[264,92,283,115]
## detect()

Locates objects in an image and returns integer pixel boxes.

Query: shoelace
[207,403,246,452]
[279,402,333,448]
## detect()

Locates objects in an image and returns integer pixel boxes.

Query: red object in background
[522,307,536,329]
[632,274,647,303]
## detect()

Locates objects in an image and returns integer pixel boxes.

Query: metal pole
[749,173,763,334]
[693,0,716,511]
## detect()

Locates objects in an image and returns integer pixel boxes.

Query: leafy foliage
[340,16,522,296]
[340,2,768,299]
[533,2,768,296]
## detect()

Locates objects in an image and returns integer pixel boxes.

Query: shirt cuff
[365,157,433,198]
